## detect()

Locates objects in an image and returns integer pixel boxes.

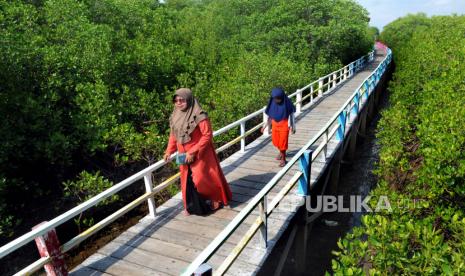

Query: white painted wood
[295,89,302,114]
[240,122,246,153]
[144,174,157,219]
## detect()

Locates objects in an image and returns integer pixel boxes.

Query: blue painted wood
[375,68,381,83]
[336,111,347,141]
[351,93,360,116]
[370,75,376,93]
[363,82,369,100]
[297,150,313,196]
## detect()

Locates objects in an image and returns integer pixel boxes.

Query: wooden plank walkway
[70,52,386,276]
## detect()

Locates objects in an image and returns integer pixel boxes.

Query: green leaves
[63,170,118,205]
[332,14,465,275]
[63,170,119,231]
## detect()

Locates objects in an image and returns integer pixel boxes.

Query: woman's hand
[163,152,171,162]
[186,152,195,164]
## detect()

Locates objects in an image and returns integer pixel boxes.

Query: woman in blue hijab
[261,87,296,166]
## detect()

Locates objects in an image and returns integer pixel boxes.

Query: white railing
[0,49,377,275]
[182,47,392,275]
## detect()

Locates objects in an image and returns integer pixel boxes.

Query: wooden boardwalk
[70,52,386,276]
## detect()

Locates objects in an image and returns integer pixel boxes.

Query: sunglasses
[173,97,186,104]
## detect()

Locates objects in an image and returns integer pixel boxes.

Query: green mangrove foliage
[331,14,465,275]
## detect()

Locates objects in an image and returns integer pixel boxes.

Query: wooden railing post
[318,78,324,97]
[144,173,157,218]
[33,222,68,276]
[297,150,313,196]
[323,129,328,160]
[332,73,337,88]
[259,196,268,248]
[336,110,347,141]
[363,82,369,100]
[372,74,377,92]
[240,122,246,153]
[295,89,302,115]
[346,105,351,124]
[310,85,314,104]
[262,111,269,137]
[351,93,360,117]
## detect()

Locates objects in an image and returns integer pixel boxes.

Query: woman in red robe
[164,88,232,215]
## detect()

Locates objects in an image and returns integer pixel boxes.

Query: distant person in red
[261,87,296,167]
[164,88,232,215]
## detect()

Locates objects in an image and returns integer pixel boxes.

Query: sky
[356,0,465,30]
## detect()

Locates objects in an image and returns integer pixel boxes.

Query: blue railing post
[351,93,360,117]
[363,82,369,100]
[369,76,375,94]
[297,150,313,196]
[375,69,381,85]
[335,111,347,141]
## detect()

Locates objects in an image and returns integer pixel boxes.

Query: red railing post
[32,222,68,276]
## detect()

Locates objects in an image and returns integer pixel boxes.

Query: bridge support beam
[374,80,383,107]
[294,220,310,275]
[367,89,376,121]
[327,145,343,195]
[359,106,369,136]
[346,115,362,161]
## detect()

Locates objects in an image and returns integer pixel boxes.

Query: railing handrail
[0,49,376,274]
[182,47,391,275]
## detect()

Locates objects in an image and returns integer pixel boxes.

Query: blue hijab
[265,87,296,122]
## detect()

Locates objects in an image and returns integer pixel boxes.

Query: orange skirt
[271,119,289,151]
